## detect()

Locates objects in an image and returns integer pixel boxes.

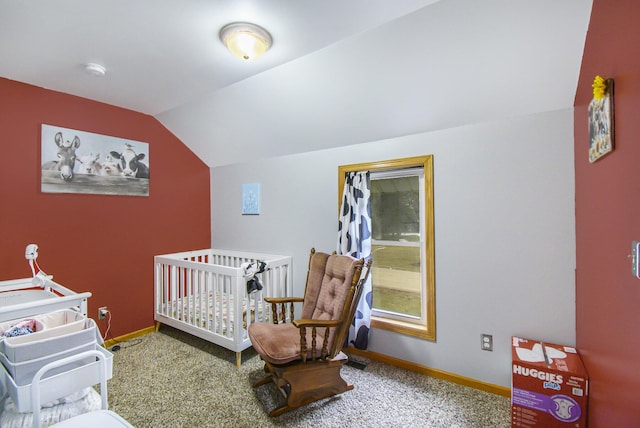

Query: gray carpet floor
[107,326,511,427]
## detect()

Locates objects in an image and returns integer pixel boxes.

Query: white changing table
[0,275,104,426]
[0,277,91,323]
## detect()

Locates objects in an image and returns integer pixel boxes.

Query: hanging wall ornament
[588,75,614,163]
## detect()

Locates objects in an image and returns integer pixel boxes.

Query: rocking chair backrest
[300,249,330,319]
[301,251,364,359]
[332,257,372,353]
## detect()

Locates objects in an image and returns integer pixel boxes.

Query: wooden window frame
[338,155,436,341]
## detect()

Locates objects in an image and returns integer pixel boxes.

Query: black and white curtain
[337,171,372,350]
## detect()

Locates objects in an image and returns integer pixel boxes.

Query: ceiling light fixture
[220,22,272,61]
[85,63,106,77]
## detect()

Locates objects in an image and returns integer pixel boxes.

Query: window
[338,156,435,340]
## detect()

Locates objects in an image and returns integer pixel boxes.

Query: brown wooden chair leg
[269,403,293,417]
[252,361,275,388]
[252,374,274,388]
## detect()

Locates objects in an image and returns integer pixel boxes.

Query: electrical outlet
[481,334,493,351]
[632,241,640,278]
[98,306,108,320]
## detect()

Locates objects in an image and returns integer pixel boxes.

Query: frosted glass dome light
[220,22,272,61]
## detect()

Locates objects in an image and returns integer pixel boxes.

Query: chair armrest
[264,297,304,324]
[292,318,344,362]
[292,319,342,328]
[264,297,304,304]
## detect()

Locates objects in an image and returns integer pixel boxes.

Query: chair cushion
[312,255,358,321]
[248,322,327,365]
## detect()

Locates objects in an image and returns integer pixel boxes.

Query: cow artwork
[41,124,150,196]
[41,132,80,181]
[110,143,150,178]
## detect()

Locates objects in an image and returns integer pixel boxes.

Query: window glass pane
[371,173,422,319]
[371,176,420,242]
[372,244,421,317]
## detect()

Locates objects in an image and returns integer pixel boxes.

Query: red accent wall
[0,78,211,338]
[575,1,640,426]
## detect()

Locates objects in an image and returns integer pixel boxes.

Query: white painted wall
[210,109,576,387]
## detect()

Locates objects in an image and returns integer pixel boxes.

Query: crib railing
[154,249,292,366]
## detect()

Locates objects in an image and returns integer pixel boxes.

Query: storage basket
[0,309,85,349]
[0,345,113,413]
[0,317,98,386]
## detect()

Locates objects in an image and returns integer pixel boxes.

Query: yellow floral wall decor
[588,76,614,163]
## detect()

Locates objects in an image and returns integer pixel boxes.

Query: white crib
[154,249,292,367]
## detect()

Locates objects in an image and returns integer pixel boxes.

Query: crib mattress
[162,293,264,334]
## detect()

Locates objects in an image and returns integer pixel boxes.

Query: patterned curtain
[337,171,372,350]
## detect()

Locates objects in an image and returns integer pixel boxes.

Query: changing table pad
[0,290,57,307]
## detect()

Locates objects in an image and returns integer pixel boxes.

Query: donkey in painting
[42,132,81,181]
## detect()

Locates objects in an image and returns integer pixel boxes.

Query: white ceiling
[1,0,593,167]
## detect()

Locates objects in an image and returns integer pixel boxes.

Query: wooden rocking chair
[248,248,372,417]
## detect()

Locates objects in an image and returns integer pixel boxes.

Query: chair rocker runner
[248,248,372,417]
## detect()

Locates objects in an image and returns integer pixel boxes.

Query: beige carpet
[107,326,510,428]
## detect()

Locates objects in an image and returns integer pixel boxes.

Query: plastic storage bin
[0,309,86,350]
[0,317,98,386]
[0,344,113,413]
[0,317,46,339]
[35,309,86,337]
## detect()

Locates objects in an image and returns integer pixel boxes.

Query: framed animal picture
[588,76,614,163]
[41,124,150,196]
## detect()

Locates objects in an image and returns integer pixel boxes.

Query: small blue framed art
[242,183,260,215]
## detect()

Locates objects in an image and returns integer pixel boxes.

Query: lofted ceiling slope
[0,0,593,167]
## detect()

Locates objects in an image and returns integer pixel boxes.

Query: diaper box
[511,336,588,427]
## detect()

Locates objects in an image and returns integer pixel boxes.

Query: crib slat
[215,272,223,335]
[205,271,212,331]
[225,275,232,338]
[187,268,192,325]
